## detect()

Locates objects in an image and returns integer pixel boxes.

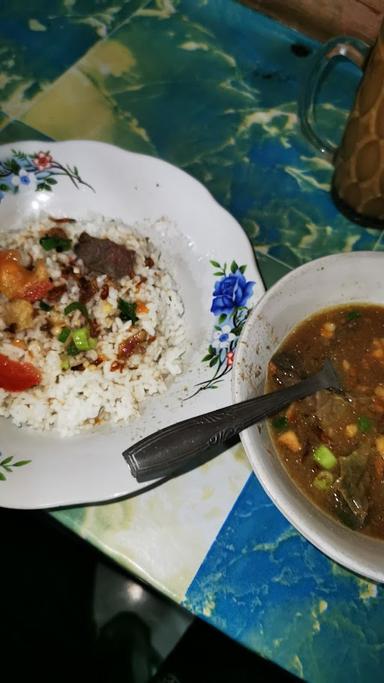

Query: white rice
[0,214,186,436]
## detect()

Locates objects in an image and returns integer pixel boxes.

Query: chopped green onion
[57,327,71,343]
[357,416,373,433]
[313,444,337,470]
[118,298,138,324]
[39,301,52,311]
[60,323,97,354]
[346,310,361,321]
[60,356,70,371]
[71,326,97,352]
[40,235,72,252]
[66,340,81,357]
[272,416,289,431]
[72,327,91,351]
[64,301,89,318]
[313,471,334,491]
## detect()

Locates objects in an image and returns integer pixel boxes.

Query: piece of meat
[74,232,136,280]
[40,321,52,334]
[110,360,124,372]
[334,446,371,529]
[71,363,85,372]
[100,283,109,300]
[45,227,68,240]
[314,391,356,454]
[117,329,148,360]
[61,264,76,279]
[315,392,354,426]
[46,283,67,302]
[293,407,325,459]
[78,276,97,304]
[89,318,100,338]
[314,391,358,455]
[270,351,304,386]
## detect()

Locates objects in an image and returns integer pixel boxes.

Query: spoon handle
[123,361,338,482]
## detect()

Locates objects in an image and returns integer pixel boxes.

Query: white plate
[0,140,263,509]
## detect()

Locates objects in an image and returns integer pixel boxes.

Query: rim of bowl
[232,251,384,583]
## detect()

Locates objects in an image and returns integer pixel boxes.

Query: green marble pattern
[0,0,150,120]
[7,0,382,273]
[0,119,50,143]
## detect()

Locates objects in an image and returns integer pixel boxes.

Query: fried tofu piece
[4,299,34,330]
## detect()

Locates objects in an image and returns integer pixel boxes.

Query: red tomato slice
[19,279,53,303]
[0,353,41,392]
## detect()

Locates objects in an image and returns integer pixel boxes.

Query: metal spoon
[123,359,342,482]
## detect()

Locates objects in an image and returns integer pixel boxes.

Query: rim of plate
[0,138,246,228]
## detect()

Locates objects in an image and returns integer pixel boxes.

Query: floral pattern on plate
[0,454,31,481]
[0,149,92,201]
[189,260,255,398]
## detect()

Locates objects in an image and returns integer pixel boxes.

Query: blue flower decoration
[188,260,254,399]
[210,271,255,316]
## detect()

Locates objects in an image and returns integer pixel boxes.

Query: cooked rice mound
[0,215,186,436]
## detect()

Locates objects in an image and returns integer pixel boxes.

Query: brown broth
[266,303,384,539]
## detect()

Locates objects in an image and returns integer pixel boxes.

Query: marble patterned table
[1,1,384,681]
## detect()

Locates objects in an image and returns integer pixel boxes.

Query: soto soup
[267,303,384,539]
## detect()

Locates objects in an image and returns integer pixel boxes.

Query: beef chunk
[334,446,371,529]
[46,227,68,240]
[46,284,67,302]
[270,351,304,385]
[78,276,97,304]
[74,232,136,280]
[315,392,354,429]
[315,391,356,454]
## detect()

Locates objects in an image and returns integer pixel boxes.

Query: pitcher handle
[299,36,371,159]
